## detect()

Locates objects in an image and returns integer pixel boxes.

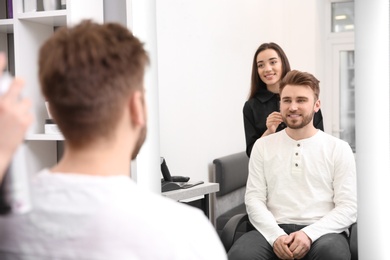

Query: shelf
[17,10,67,27]
[0,19,13,33]
[9,0,104,175]
[26,133,64,141]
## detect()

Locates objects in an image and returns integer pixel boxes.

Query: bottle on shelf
[61,0,66,10]
[43,0,61,11]
[23,0,37,13]
[6,0,13,18]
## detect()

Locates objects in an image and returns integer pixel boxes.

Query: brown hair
[39,20,149,147]
[248,42,291,99]
[279,70,320,100]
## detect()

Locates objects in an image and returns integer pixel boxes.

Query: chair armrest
[220,213,250,252]
[349,222,358,260]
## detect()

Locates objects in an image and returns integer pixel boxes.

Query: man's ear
[314,99,321,112]
[129,90,146,128]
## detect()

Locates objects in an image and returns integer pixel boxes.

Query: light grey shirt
[0,170,227,260]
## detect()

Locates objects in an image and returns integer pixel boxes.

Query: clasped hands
[273,230,312,260]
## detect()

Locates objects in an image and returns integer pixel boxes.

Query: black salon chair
[221,213,358,260]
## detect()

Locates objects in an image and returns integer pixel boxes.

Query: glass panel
[331,1,355,32]
[339,50,355,152]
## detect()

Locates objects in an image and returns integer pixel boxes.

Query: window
[331,1,354,33]
[339,50,355,151]
[325,0,356,152]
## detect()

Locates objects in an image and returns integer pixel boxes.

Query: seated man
[228,70,357,260]
[0,20,227,259]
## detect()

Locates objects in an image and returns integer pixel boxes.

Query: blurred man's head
[39,20,149,159]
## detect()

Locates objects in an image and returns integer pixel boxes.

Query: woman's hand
[263,111,283,136]
[0,53,33,180]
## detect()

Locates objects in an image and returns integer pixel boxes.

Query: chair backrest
[213,152,249,196]
[211,152,249,227]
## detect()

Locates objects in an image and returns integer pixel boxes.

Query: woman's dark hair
[248,42,291,99]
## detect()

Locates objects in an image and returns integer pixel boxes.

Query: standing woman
[243,42,324,157]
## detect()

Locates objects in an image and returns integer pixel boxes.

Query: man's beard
[283,110,315,129]
[131,125,147,160]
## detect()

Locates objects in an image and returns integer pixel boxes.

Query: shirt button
[295,153,298,156]
[297,144,300,147]
[295,163,298,167]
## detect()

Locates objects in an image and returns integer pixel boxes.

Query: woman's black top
[243,88,324,157]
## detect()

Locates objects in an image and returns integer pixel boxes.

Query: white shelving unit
[0,0,103,172]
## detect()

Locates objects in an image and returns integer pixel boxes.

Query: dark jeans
[228,224,350,260]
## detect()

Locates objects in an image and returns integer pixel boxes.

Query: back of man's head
[38,20,149,148]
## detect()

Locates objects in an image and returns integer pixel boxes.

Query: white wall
[156,0,325,182]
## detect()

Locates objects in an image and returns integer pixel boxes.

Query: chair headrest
[213,152,249,197]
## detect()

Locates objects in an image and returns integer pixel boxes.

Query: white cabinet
[0,0,103,173]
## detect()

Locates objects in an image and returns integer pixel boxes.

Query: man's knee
[228,230,276,260]
[308,233,351,260]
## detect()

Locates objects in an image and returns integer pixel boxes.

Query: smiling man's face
[280,84,320,130]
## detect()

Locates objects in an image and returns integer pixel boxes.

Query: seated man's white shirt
[0,169,227,260]
[245,130,357,246]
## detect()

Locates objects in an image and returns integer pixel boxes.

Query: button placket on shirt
[292,143,302,174]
